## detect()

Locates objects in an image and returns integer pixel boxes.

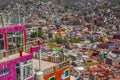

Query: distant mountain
[0,0,29,4]
[109,0,120,3]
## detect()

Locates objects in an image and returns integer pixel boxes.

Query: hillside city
[0,0,120,80]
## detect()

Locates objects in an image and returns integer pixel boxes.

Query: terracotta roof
[112,49,120,54]
[113,78,120,80]
[97,42,109,49]
[113,34,120,39]
[113,64,120,67]
[88,67,103,72]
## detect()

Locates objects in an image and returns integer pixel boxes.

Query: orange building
[44,66,70,80]
[34,53,71,80]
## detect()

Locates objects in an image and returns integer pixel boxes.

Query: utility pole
[16,3,21,25]
[39,46,42,71]
[38,38,42,71]
[37,28,42,71]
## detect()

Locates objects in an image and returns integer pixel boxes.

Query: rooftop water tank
[35,71,44,80]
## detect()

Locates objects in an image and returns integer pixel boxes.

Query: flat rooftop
[33,59,57,71]
[0,52,30,64]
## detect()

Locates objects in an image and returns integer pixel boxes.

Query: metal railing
[8,48,20,56]
[42,60,70,76]
[0,40,40,60]
[26,40,39,47]
[22,44,32,53]
[0,50,6,59]
[56,60,70,71]
[42,67,55,76]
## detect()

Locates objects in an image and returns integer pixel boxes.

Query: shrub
[49,38,68,44]
[55,38,68,44]
[70,38,80,43]
[30,30,43,38]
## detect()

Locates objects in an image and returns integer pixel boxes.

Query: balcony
[0,40,40,63]
[7,40,40,55]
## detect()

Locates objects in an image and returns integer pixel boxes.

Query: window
[62,69,69,79]
[7,31,24,55]
[0,68,9,77]
[64,70,69,78]
[7,31,24,48]
[16,60,33,80]
[0,34,4,50]
[16,63,20,80]
[0,34,5,59]
[49,76,56,80]
[23,60,33,79]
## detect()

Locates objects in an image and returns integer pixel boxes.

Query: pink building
[0,25,40,80]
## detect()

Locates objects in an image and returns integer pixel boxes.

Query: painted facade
[0,25,40,80]
[44,66,70,80]
[0,54,33,80]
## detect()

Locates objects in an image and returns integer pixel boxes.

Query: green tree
[49,38,68,44]
[30,30,43,38]
[70,38,80,43]
[55,38,68,44]
[0,4,8,10]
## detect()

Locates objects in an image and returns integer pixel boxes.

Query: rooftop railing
[0,50,6,59]
[0,40,40,60]
[41,54,61,63]
[26,40,39,47]
[42,59,70,76]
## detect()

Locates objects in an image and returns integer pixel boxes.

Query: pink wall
[0,54,34,80]
[0,25,25,34]
[28,77,34,80]
[0,25,40,80]
[31,46,40,53]
[0,28,4,34]
[5,25,25,33]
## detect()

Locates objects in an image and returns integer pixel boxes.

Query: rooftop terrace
[33,53,70,76]
[0,39,40,63]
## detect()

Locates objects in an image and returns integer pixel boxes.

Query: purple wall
[0,54,34,80]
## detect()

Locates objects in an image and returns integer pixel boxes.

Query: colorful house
[34,51,71,80]
[0,25,40,80]
[106,49,120,65]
